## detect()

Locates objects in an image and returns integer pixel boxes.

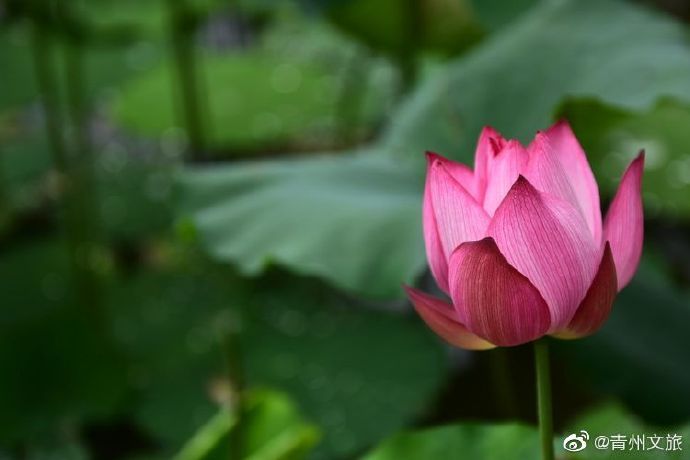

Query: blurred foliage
[233,389,320,460]
[0,23,162,112]
[0,127,52,212]
[0,239,446,457]
[110,8,398,156]
[111,53,387,154]
[3,0,690,457]
[554,258,690,425]
[383,0,690,163]
[560,98,690,217]
[77,0,224,40]
[468,0,539,32]
[327,0,483,56]
[364,404,690,460]
[180,0,690,299]
[364,423,540,460]
[172,389,320,460]
[0,26,38,110]
[106,259,447,458]
[0,239,127,444]
[240,273,447,459]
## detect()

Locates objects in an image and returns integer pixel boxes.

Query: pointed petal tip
[540,119,578,146]
[401,283,418,296]
[480,125,503,138]
[603,152,645,289]
[512,174,535,191]
[425,151,441,164]
[628,151,645,179]
[425,151,458,170]
[546,118,573,133]
[531,130,550,148]
[633,150,645,168]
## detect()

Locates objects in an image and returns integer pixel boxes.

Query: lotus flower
[405,121,644,349]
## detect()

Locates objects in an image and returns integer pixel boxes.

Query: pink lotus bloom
[405,121,644,349]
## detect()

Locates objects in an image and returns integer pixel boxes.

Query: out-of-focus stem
[534,338,555,460]
[166,0,206,161]
[222,317,245,460]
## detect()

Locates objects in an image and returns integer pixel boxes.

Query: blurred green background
[2,0,690,458]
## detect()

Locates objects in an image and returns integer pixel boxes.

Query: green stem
[166,0,206,161]
[534,338,555,460]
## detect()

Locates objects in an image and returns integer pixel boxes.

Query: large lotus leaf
[382,0,690,167]
[178,0,690,300]
[362,423,540,460]
[241,271,446,459]
[177,152,423,298]
[108,265,446,459]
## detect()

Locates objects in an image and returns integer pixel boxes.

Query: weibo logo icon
[563,430,589,452]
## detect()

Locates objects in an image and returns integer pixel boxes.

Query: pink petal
[447,237,551,347]
[524,132,581,217]
[603,152,645,289]
[532,121,602,243]
[423,156,450,294]
[482,140,529,216]
[403,285,496,350]
[473,126,506,203]
[426,154,490,267]
[487,176,599,331]
[553,242,617,339]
